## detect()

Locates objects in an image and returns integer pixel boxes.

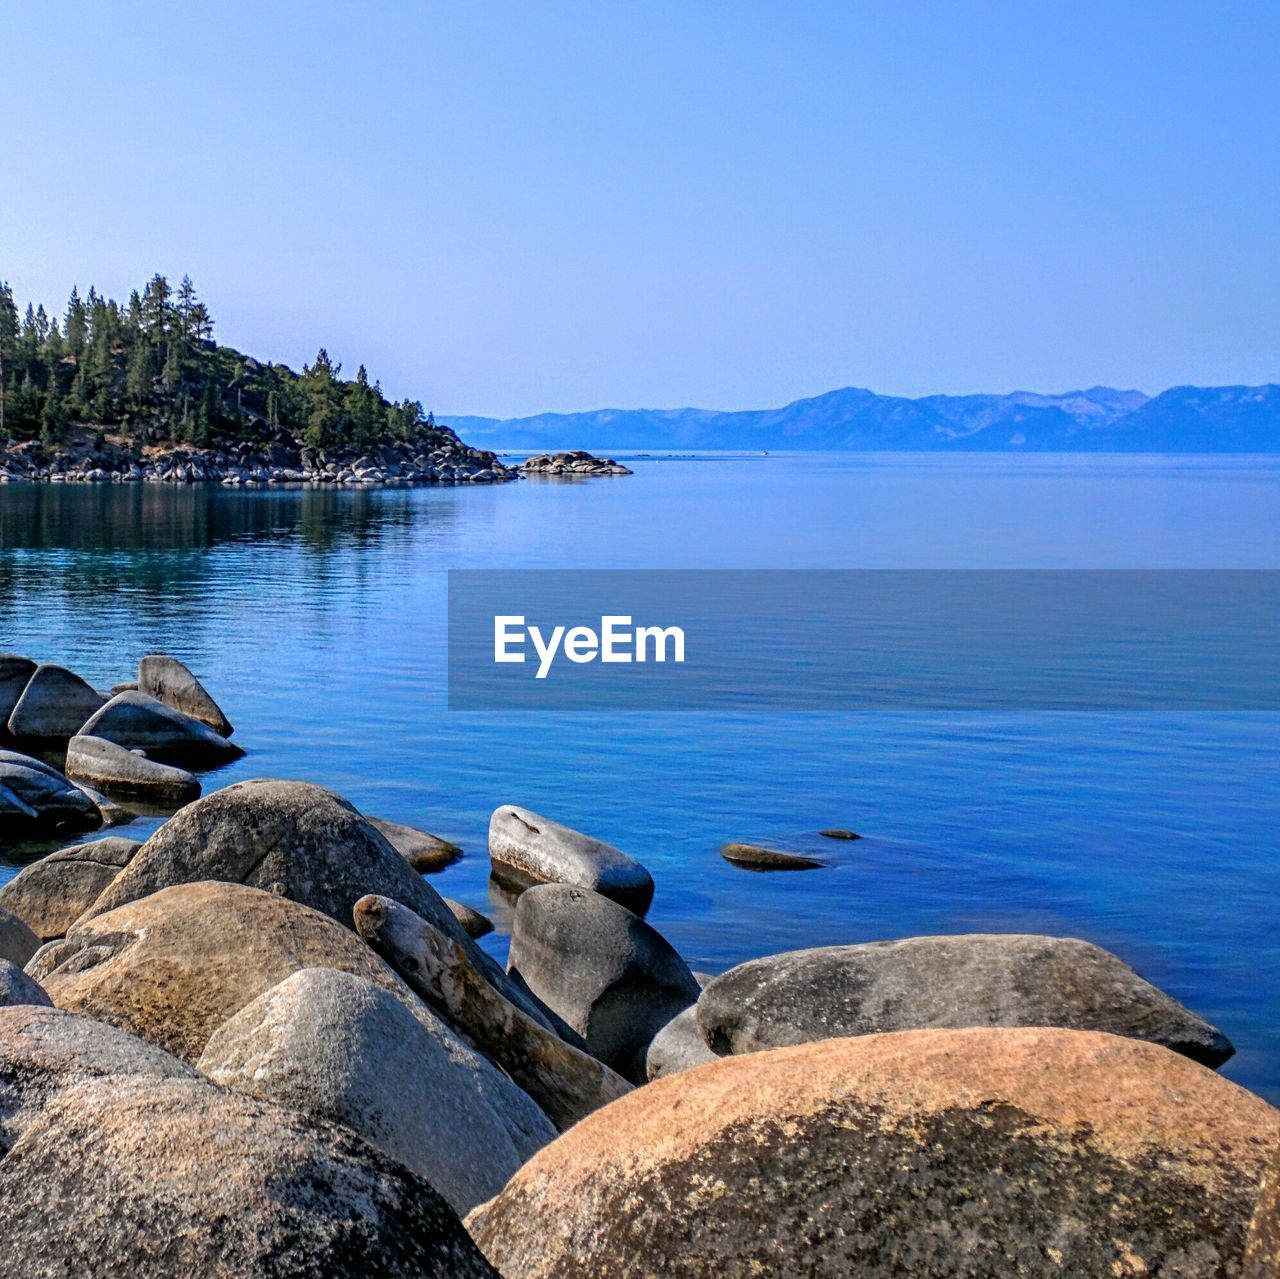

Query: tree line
[0,273,433,450]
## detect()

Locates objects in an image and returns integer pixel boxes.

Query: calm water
[1,454,1277,1097]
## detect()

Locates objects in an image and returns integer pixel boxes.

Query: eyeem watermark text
[494,614,686,679]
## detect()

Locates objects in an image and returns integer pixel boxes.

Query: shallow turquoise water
[1,454,1277,1097]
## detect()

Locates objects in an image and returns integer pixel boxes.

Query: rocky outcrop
[697,934,1235,1067]
[77,778,550,1025]
[78,690,243,767]
[6,664,106,739]
[0,750,103,836]
[645,1004,722,1079]
[445,897,494,938]
[368,815,462,872]
[1245,1151,1280,1277]
[0,904,40,968]
[0,429,517,488]
[508,884,701,1082]
[30,881,414,1062]
[518,451,632,476]
[720,841,824,870]
[137,653,234,736]
[0,959,51,1008]
[0,835,140,939]
[0,1066,498,1278]
[468,1027,1280,1279]
[489,804,654,915]
[355,894,632,1131]
[197,967,555,1215]
[65,733,201,803]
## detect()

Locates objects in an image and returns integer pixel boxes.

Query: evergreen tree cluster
[0,274,432,451]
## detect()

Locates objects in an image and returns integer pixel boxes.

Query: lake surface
[1,454,1277,1098]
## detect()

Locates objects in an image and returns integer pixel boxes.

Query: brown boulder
[468,1027,1280,1279]
[0,835,140,940]
[29,880,409,1062]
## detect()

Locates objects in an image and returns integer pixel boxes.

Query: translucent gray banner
[447,570,1280,710]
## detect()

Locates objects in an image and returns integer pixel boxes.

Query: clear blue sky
[2,2,1277,417]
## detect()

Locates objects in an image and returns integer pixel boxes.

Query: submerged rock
[368,815,463,872]
[0,959,50,1008]
[6,664,106,739]
[65,733,201,804]
[30,881,415,1063]
[720,841,824,870]
[137,653,234,736]
[508,884,701,1082]
[645,1004,722,1080]
[697,934,1236,1067]
[819,827,861,840]
[78,690,243,767]
[0,835,140,940]
[197,967,554,1216]
[468,1028,1280,1279]
[0,905,40,968]
[489,804,654,915]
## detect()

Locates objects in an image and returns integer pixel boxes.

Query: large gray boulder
[508,884,701,1082]
[489,804,654,915]
[645,1005,722,1080]
[0,654,36,722]
[138,652,234,736]
[78,690,244,767]
[0,959,51,1008]
[65,733,201,804]
[0,1007,498,1278]
[0,904,39,968]
[6,663,106,739]
[197,968,555,1216]
[468,1028,1280,1279]
[0,835,140,940]
[78,779,552,1028]
[0,750,102,835]
[697,934,1235,1068]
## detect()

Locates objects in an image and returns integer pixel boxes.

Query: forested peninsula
[0,274,512,485]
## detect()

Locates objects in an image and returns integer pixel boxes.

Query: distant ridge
[443,384,1280,453]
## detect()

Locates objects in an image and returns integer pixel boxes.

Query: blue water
[1,454,1277,1098]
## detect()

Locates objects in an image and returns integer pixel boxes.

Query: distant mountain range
[442,384,1280,453]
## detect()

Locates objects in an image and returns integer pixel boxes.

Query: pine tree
[0,281,19,438]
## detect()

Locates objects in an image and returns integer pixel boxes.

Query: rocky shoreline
[1,658,1278,1276]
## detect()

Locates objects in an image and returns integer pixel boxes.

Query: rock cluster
[517,450,633,476]
[0,429,518,487]
[0,702,1274,1275]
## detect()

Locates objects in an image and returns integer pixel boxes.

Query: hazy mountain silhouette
[444,384,1280,452]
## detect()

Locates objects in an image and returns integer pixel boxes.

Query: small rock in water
[818,827,861,840]
[137,653,235,737]
[720,842,825,871]
[0,750,102,836]
[468,1028,1279,1279]
[508,883,701,1083]
[489,804,655,916]
[367,815,463,872]
[446,898,495,939]
[0,834,141,940]
[65,733,201,805]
